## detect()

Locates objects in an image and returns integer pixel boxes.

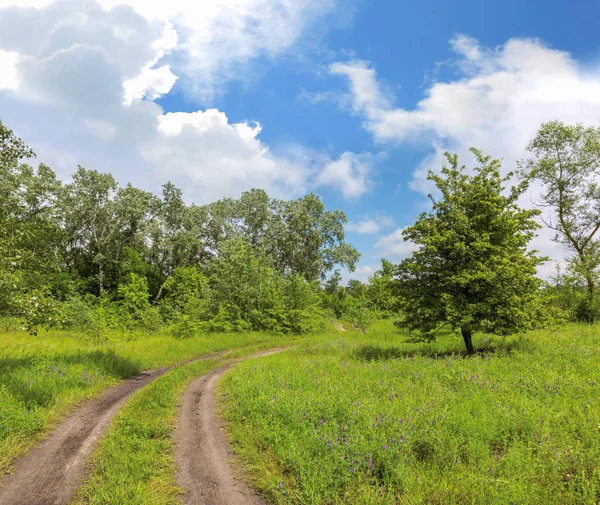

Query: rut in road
[0,351,226,505]
[175,349,284,505]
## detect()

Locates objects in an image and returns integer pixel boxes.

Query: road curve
[175,350,283,505]
[0,351,226,505]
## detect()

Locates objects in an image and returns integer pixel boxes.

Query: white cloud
[0,49,18,90]
[344,264,376,284]
[144,109,310,199]
[332,35,600,274]
[346,214,394,234]
[123,63,178,105]
[315,151,374,199]
[0,0,341,101]
[375,227,416,260]
[0,0,371,203]
[332,36,600,183]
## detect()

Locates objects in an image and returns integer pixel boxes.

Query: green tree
[0,122,64,318]
[268,194,359,280]
[62,167,119,295]
[366,259,400,316]
[521,121,600,321]
[396,149,545,354]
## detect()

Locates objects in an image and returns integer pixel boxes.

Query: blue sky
[1,0,600,281]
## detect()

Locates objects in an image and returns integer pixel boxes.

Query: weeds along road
[0,351,228,505]
[174,349,284,505]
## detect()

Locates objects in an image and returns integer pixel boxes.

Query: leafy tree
[322,269,347,317]
[117,273,160,330]
[0,120,362,335]
[366,259,400,316]
[268,194,359,280]
[62,167,120,295]
[0,123,63,318]
[396,149,546,354]
[521,121,600,321]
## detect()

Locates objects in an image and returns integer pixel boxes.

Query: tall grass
[221,323,600,505]
[72,339,299,505]
[0,328,284,475]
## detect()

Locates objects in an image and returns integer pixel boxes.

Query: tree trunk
[98,263,104,296]
[586,276,595,297]
[461,327,475,355]
[153,277,169,304]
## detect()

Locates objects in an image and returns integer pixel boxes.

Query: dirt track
[0,351,226,505]
[175,350,283,505]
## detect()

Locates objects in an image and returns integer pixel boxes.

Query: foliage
[116,273,161,331]
[18,289,66,336]
[521,121,600,319]
[345,299,375,332]
[395,149,546,353]
[0,121,360,335]
[0,123,63,319]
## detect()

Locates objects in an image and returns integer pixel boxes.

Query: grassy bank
[220,322,600,505]
[0,328,284,475]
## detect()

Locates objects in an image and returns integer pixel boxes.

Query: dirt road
[175,350,283,505]
[0,351,226,505]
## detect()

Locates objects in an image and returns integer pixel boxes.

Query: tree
[366,259,400,316]
[0,123,64,317]
[396,149,545,354]
[521,121,600,320]
[61,167,120,295]
[268,194,360,281]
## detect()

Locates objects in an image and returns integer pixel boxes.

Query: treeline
[1,121,376,336]
[3,119,600,345]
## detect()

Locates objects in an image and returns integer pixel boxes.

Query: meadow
[221,321,600,505]
[0,327,283,475]
[71,342,296,505]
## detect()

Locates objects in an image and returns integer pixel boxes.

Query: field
[0,328,286,475]
[1,322,599,505]
[221,322,600,505]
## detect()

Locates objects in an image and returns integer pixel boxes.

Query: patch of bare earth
[174,350,284,505]
[0,351,226,505]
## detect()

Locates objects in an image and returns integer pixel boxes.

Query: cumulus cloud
[0,0,342,101]
[344,264,376,283]
[315,151,374,199]
[0,49,18,90]
[331,35,600,189]
[346,214,394,234]
[332,35,600,273]
[0,0,372,202]
[375,227,416,260]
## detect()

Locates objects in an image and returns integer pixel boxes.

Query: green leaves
[522,121,600,319]
[396,149,546,352]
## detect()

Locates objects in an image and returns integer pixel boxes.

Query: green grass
[220,322,600,505]
[0,328,285,475]
[71,339,299,505]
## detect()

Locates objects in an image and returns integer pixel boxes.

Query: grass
[71,339,298,505]
[220,321,600,505]
[0,328,286,475]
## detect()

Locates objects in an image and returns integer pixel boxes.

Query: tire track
[0,351,226,505]
[175,349,283,505]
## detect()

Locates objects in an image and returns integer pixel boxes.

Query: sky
[1,0,600,282]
